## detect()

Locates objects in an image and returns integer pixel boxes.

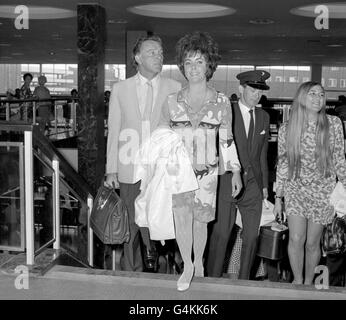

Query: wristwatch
[275,195,283,200]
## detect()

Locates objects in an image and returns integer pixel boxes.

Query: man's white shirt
[135,72,160,116]
[238,100,255,137]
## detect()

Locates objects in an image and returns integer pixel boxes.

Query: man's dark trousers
[120,181,152,272]
[207,174,262,279]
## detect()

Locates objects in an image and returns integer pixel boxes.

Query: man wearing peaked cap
[207,70,270,280]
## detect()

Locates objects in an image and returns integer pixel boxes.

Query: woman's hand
[231,171,242,198]
[273,198,283,222]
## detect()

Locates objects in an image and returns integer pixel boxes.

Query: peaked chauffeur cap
[236,70,270,90]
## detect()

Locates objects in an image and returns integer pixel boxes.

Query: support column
[311,64,322,83]
[77,4,106,194]
[125,30,148,78]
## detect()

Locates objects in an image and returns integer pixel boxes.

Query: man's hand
[263,187,268,200]
[105,173,119,189]
[231,171,242,198]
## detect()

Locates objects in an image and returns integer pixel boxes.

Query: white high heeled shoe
[177,265,194,292]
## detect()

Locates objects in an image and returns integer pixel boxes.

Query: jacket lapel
[233,102,248,149]
[151,77,164,124]
[233,103,247,150]
[253,107,263,151]
[128,76,142,121]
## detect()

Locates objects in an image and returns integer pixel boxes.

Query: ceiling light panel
[0,5,76,19]
[127,2,235,19]
[291,2,346,19]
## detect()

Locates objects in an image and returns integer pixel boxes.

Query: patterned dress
[19,84,33,121]
[276,115,346,225]
[160,87,240,223]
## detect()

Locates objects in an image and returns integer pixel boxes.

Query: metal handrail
[1,96,78,140]
[267,98,337,106]
[0,96,79,104]
[0,122,94,200]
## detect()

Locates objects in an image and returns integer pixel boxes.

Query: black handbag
[257,222,289,260]
[321,215,346,256]
[90,185,130,245]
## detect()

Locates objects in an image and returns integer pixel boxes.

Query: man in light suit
[207,70,270,279]
[106,35,181,272]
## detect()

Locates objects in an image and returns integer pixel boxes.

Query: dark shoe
[143,247,159,272]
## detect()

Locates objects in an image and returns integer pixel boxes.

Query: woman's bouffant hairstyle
[284,81,333,179]
[176,31,221,81]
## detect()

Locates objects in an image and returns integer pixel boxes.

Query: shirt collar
[238,100,255,113]
[136,72,160,86]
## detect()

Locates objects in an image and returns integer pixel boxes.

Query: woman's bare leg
[304,220,324,285]
[287,215,307,284]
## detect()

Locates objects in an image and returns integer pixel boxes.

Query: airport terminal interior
[1,0,346,299]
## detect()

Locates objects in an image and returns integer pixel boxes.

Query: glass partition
[0,124,93,265]
[33,150,55,253]
[0,142,25,251]
[59,177,89,265]
[322,66,346,100]
[49,99,77,140]
[256,66,311,99]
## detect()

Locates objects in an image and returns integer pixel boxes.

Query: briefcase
[90,185,130,245]
[257,223,289,260]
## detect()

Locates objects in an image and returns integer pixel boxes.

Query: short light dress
[160,87,240,223]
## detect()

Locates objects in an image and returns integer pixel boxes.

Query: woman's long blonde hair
[286,81,333,179]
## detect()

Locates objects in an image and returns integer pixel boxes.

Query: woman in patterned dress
[274,81,346,285]
[19,72,33,121]
[159,31,242,291]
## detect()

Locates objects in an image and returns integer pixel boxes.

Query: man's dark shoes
[143,247,159,272]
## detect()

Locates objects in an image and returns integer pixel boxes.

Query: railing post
[54,101,57,137]
[52,159,60,250]
[72,100,77,134]
[6,102,10,121]
[87,195,94,267]
[24,131,35,265]
[24,103,28,122]
[32,101,36,125]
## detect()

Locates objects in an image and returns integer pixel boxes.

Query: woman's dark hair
[176,31,221,81]
[132,35,163,68]
[23,73,33,81]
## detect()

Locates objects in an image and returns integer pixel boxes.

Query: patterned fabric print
[166,88,234,223]
[19,84,33,120]
[277,115,346,225]
[226,225,265,277]
[285,178,335,225]
[20,84,32,99]
[172,191,194,213]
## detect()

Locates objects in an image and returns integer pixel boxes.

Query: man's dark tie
[248,109,254,152]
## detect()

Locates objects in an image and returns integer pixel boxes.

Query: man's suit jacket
[106,74,181,184]
[219,102,269,201]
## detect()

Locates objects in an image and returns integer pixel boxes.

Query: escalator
[0,121,95,270]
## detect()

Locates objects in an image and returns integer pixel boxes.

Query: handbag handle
[111,181,118,190]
